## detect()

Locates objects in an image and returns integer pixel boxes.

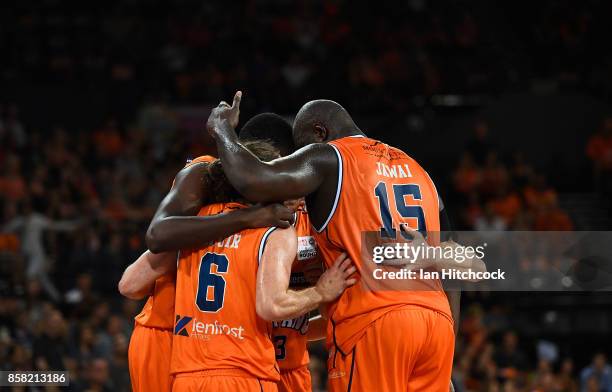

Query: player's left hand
[377,225,434,269]
[207,90,242,137]
[315,253,357,302]
[243,203,293,229]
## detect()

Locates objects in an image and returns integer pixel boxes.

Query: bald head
[292,99,362,148]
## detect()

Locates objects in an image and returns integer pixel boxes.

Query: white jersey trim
[314,144,343,233]
[258,227,278,265]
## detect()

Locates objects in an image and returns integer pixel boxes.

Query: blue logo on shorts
[174,315,192,336]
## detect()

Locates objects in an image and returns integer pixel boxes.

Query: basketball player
[170,139,354,391]
[121,115,296,392]
[121,113,326,392]
[206,92,486,391]
[240,117,328,392]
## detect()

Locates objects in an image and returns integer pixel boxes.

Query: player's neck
[330,127,366,141]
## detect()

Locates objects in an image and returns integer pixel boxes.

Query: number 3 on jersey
[196,252,229,312]
[374,182,426,238]
[274,335,287,360]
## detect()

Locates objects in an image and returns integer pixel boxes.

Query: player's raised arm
[256,227,356,321]
[118,250,176,299]
[146,161,292,253]
[206,92,337,202]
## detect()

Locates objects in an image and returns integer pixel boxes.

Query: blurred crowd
[452,304,612,392]
[1,0,612,390]
[3,0,612,115]
[450,120,573,232]
[586,117,612,199]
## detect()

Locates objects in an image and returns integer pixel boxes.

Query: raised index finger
[232,91,242,110]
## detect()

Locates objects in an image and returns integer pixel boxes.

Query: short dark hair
[239,113,295,156]
[206,139,280,203]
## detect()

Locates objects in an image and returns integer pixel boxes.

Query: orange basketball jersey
[313,136,452,354]
[271,208,319,371]
[134,155,216,330]
[170,202,279,382]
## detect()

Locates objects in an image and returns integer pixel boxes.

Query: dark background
[1,0,612,391]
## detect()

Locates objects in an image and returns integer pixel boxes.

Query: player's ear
[314,124,328,142]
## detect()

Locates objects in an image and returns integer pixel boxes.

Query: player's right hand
[244,203,293,229]
[206,90,242,137]
[315,253,357,302]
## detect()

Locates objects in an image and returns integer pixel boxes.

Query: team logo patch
[297,236,317,260]
[174,315,193,336]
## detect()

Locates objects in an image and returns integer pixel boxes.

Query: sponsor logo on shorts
[328,370,346,379]
[174,315,192,336]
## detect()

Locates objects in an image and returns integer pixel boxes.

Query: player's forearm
[146,211,251,253]
[212,120,293,202]
[257,287,323,322]
[118,265,154,300]
[119,251,174,299]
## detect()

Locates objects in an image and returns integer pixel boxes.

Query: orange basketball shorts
[278,365,312,392]
[128,324,174,392]
[327,305,455,392]
[172,370,278,392]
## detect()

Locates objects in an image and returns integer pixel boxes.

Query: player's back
[171,202,279,382]
[313,135,452,353]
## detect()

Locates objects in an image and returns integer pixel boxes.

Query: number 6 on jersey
[196,252,229,312]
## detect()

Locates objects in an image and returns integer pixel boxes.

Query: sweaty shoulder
[283,142,337,171]
[186,155,216,167]
[175,155,216,183]
[260,225,298,261]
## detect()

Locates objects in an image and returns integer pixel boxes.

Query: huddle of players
[119,113,350,392]
[121,93,486,391]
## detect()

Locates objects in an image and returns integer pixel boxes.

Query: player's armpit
[118,250,176,299]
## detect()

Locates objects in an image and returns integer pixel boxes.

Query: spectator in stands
[83,357,115,392]
[466,120,493,166]
[3,200,79,301]
[532,198,574,231]
[557,358,579,392]
[580,353,612,392]
[0,154,26,202]
[32,308,68,371]
[479,151,509,198]
[453,153,481,196]
[474,205,507,232]
[494,331,529,379]
[488,186,522,226]
[587,117,612,197]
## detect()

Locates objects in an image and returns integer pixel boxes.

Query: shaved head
[292,99,362,148]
